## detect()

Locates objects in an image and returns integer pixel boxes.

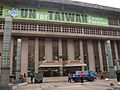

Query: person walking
[80,72,84,83]
[116,70,120,82]
[30,72,34,83]
[68,73,72,82]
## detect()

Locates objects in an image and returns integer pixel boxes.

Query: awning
[64,60,87,67]
[39,60,86,68]
[39,60,62,67]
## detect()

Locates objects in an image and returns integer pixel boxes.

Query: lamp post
[59,55,63,76]
[15,39,22,83]
[116,59,120,70]
[0,16,13,90]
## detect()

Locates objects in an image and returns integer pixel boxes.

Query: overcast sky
[72,0,120,8]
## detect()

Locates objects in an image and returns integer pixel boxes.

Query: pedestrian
[99,71,104,80]
[80,72,84,83]
[23,73,26,82]
[19,75,24,83]
[68,73,72,82]
[100,72,104,80]
[24,73,26,78]
[116,70,120,82]
[30,73,34,83]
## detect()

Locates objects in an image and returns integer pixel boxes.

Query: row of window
[0,22,120,36]
[108,18,120,26]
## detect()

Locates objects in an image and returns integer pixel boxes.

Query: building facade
[0,0,120,77]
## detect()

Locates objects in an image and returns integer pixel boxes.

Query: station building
[0,0,120,76]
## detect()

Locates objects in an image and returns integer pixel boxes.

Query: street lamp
[59,55,63,76]
[115,59,120,70]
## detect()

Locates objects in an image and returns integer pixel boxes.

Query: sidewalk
[12,77,120,90]
[26,76,68,83]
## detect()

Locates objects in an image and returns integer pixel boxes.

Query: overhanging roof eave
[1,0,120,13]
[37,0,120,13]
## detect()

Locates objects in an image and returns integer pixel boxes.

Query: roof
[39,0,120,13]
[1,0,120,17]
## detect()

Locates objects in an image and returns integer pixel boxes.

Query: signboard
[2,6,109,26]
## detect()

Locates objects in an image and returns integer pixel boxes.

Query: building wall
[0,36,119,76]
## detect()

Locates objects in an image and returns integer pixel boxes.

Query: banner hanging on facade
[2,6,109,26]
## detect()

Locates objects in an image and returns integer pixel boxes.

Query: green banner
[1,6,109,26]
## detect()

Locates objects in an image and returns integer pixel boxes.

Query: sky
[72,0,120,8]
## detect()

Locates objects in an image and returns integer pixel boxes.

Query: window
[93,40,100,72]
[101,41,107,71]
[39,39,45,61]
[28,38,35,70]
[83,40,89,70]
[52,39,59,60]
[62,39,68,61]
[12,38,17,74]
[74,40,80,60]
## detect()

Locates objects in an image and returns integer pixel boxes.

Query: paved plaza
[13,77,120,90]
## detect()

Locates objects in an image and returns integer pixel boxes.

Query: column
[114,41,119,70]
[45,39,52,61]
[35,38,39,73]
[10,38,14,74]
[21,38,28,76]
[0,16,12,88]
[98,41,104,71]
[0,37,2,75]
[59,39,62,58]
[80,40,84,71]
[105,40,114,78]
[80,40,84,61]
[67,39,74,60]
[87,40,95,71]
[59,39,63,76]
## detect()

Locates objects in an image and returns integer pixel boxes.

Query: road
[14,77,120,90]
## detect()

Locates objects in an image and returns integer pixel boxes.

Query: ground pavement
[13,77,120,90]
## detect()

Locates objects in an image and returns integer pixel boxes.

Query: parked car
[71,70,97,82]
[34,73,43,83]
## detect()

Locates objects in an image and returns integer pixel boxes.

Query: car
[34,73,43,83]
[71,70,97,82]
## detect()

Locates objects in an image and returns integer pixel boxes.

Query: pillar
[98,41,104,71]
[10,38,14,74]
[21,38,28,76]
[80,40,84,71]
[114,41,119,70]
[105,40,114,78]
[59,39,63,76]
[87,40,95,71]
[0,16,13,90]
[35,38,39,73]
